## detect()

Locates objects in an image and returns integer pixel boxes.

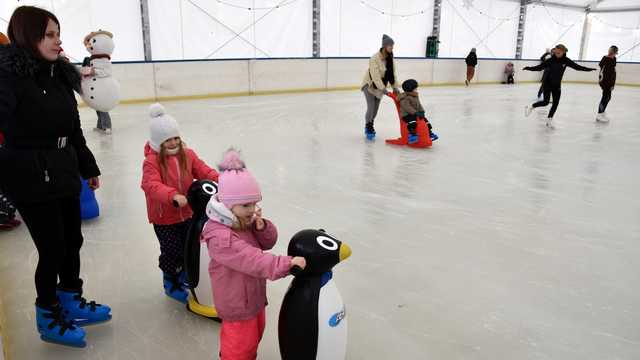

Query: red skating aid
[385,93,432,148]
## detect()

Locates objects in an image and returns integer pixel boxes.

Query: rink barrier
[78,57,640,105]
[0,294,6,360]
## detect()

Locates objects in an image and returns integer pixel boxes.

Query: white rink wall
[108,58,640,103]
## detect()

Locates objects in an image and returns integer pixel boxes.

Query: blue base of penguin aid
[278,229,351,360]
[80,178,99,220]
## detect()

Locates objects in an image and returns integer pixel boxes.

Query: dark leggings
[533,87,561,118]
[598,86,613,114]
[402,114,418,135]
[402,114,433,136]
[153,219,191,277]
[17,197,84,306]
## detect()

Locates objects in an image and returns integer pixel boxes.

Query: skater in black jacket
[523,44,596,128]
[596,46,618,123]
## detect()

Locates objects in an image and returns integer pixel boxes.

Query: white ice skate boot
[596,113,610,123]
[524,105,533,117]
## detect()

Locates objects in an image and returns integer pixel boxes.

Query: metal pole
[140,0,152,61]
[515,0,527,59]
[578,10,591,60]
[432,0,442,38]
[312,0,321,58]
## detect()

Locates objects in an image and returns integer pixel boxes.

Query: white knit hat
[148,103,180,152]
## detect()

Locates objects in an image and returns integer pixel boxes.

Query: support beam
[312,0,320,58]
[579,11,591,61]
[139,0,152,61]
[515,0,527,59]
[431,0,442,38]
[528,0,585,11]
[591,6,640,13]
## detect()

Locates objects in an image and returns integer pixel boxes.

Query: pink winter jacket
[203,218,292,321]
[141,142,219,225]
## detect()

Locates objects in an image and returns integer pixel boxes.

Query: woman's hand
[88,177,100,190]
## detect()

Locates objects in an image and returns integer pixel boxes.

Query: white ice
[1,83,639,359]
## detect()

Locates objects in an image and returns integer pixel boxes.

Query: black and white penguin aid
[183,179,220,321]
[278,229,352,360]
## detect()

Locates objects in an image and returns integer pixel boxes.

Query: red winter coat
[141,142,219,225]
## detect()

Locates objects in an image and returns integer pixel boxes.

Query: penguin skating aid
[183,180,221,321]
[278,229,352,360]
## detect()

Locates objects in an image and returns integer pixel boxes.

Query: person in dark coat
[537,48,553,98]
[465,48,477,86]
[0,6,111,347]
[596,45,618,123]
[523,44,596,128]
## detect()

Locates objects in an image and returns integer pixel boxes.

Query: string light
[538,1,580,27]
[215,0,300,11]
[359,0,432,18]
[591,15,640,31]
[467,3,519,21]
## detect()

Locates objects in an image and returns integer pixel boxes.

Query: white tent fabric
[320,0,433,57]
[522,4,585,60]
[0,0,144,62]
[438,0,520,59]
[1,0,640,62]
[587,12,640,62]
[148,0,312,60]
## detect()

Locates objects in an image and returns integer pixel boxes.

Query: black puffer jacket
[524,54,595,89]
[465,52,477,67]
[0,44,100,204]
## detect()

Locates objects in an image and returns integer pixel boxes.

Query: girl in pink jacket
[203,149,306,360]
[141,103,219,303]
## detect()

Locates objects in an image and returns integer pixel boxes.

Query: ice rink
[1,83,639,359]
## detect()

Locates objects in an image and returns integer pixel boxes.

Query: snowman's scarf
[90,54,111,60]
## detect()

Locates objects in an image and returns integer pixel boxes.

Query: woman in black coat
[0,6,111,348]
[465,48,478,86]
[523,44,596,128]
[596,45,618,122]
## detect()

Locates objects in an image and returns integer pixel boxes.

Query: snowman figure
[81,30,120,113]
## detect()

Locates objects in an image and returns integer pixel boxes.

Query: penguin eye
[202,183,217,195]
[316,236,338,251]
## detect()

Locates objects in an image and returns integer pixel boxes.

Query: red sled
[385,93,432,148]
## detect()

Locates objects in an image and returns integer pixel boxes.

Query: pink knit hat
[217,149,262,209]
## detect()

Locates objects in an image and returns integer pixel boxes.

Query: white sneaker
[545,118,555,128]
[524,105,533,117]
[104,128,112,134]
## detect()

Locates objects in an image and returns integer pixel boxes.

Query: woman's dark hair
[610,45,619,54]
[7,6,60,57]
[379,47,393,59]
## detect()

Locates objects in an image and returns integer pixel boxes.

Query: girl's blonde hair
[158,140,188,182]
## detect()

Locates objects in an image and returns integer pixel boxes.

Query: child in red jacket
[141,103,219,302]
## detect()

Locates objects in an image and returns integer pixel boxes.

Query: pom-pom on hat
[217,149,262,209]
[148,103,180,152]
